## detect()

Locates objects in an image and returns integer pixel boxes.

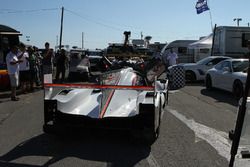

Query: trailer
[213,26,250,58]
[161,40,197,63]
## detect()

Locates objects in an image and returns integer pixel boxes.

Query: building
[0,24,22,63]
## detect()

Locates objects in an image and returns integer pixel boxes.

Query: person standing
[55,49,67,83]
[166,48,178,66]
[42,42,54,75]
[33,46,43,86]
[27,47,37,91]
[18,43,30,93]
[152,45,162,61]
[162,48,178,79]
[6,45,22,101]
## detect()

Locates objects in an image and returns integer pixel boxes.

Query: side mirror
[155,80,167,92]
[159,79,167,84]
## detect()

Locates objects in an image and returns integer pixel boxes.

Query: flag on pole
[196,0,210,14]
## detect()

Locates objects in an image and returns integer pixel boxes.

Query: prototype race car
[43,66,184,144]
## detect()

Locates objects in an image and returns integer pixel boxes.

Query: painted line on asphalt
[168,108,231,161]
[147,153,160,167]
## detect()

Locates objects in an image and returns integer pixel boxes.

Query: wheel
[205,75,213,90]
[156,100,162,137]
[142,101,162,145]
[233,81,243,100]
[185,71,196,82]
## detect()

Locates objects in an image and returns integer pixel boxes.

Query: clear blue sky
[0,0,249,49]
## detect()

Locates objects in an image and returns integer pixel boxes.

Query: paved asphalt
[0,81,239,167]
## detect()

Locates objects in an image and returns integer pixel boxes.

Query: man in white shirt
[166,48,178,66]
[6,45,22,101]
[163,48,178,78]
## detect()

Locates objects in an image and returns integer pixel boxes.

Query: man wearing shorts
[6,45,22,101]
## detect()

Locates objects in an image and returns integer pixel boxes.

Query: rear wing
[44,83,154,91]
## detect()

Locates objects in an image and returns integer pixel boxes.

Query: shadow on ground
[200,88,238,107]
[0,131,151,167]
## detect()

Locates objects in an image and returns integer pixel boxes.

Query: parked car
[0,63,10,89]
[205,58,249,99]
[180,56,230,82]
[43,67,182,144]
[68,49,90,81]
[89,55,112,72]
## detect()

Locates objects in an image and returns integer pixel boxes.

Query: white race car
[43,67,184,144]
[205,58,249,99]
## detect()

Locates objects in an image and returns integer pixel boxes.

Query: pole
[56,35,58,50]
[207,0,213,32]
[229,54,250,167]
[210,24,216,56]
[59,7,64,51]
[82,32,84,49]
[209,10,213,32]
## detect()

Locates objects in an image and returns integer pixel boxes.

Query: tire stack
[168,65,185,90]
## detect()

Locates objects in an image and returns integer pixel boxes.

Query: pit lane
[0,81,238,167]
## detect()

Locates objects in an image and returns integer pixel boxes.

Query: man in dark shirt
[42,42,54,74]
[55,49,67,83]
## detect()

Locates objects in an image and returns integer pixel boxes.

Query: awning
[188,33,213,49]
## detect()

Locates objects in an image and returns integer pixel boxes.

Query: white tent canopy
[188,33,213,62]
[188,33,213,49]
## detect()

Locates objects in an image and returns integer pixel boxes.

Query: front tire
[205,75,213,90]
[185,71,196,82]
